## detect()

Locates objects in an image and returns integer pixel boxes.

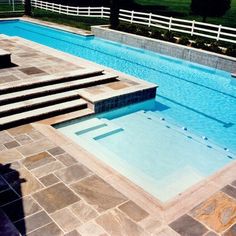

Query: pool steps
[0,68,119,129]
[0,68,104,93]
[0,73,118,105]
[0,99,87,130]
[68,117,124,141]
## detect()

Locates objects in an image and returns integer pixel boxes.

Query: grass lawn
[135,0,236,28]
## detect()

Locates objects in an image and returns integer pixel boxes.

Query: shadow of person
[0,163,26,236]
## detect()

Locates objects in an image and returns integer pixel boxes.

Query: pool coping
[1,17,236,225]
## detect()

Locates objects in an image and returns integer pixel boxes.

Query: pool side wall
[91,26,236,73]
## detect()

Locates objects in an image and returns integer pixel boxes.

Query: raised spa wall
[91,25,236,73]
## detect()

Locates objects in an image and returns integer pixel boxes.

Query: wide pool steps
[0,99,87,130]
[0,67,119,130]
[0,68,104,94]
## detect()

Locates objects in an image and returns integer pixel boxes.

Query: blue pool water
[57,100,234,201]
[1,20,235,153]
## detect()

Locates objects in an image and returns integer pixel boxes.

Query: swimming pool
[1,19,235,153]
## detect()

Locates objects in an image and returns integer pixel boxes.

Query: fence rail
[31,0,110,18]
[4,0,235,44]
[119,9,236,44]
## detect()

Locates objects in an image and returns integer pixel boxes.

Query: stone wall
[91,26,236,73]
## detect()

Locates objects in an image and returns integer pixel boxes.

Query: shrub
[163,31,176,43]
[225,45,236,57]
[192,38,208,49]
[150,29,163,40]
[178,36,190,45]
[207,42,222,53]
[136,26,150,37]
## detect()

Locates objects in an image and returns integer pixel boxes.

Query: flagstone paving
[0,124,236,236]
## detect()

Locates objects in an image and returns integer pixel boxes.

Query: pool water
[56,100,234,202]
[1,20,235,153]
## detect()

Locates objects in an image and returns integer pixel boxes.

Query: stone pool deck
[0,18,236,236]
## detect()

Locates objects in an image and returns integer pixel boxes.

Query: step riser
[0,77,117,106]
[0,94,81,117]
[0,103,88,131]
[0,71,103,94]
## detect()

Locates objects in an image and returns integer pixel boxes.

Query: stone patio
[0,124,236,236]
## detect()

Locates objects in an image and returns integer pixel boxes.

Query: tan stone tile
[154,227,180,236]
[48,147,65,156]
[56,153,77,166]
[8,124,34,136]
[71,175,127,213]
[21,151,56,170]
[119,200,149,222]
[51,208,81,233]
[31,161,64,178]
[55,164,92,184]
[0,144,6,151]
[223,223,236,236]
[27,130,44,141]
[4,141,20,149]
[17,139,56,157]
[139,216,162,234]
[3,167,43,196]
[69,201,98,223]
[169,214,207,236]
[77,222,107,236]
[33,183,80,214]
[15,134,33,145]
[0,131,14,144]
[0,149,23,164]
[64,230,82,236]
[14,210,52,235]
[190,192,236,233]
[27,222,63,236]
[96,209,147,236]
[39,173,60,187]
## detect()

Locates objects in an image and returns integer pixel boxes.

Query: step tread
[0,73,117,102]
[0,90,81,114]
[0,68,103,91]
[0,99,87,125]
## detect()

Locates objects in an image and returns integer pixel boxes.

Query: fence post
[88,6,90,16]
[130,10,134,24]
[101,6,104,18]
[66,5,68,15]
[77,6,79,15]
[148,13,152,27]
[41,1,42,9]
[217,25,222,41]
[46,2,48,10]
[191,20,195,36]
[59,4,61,14]
[168,17,172,31]
[12,0,15,12]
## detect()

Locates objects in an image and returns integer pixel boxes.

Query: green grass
[0,3,24,12]
[31,8,109,31]
[135,0,236,28]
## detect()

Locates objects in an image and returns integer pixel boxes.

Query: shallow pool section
[1,20,236,153]
[57,101,234,202]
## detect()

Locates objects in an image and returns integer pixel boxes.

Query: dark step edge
[0,103,88,131]
[0,94,81,117]
[0,70,104,94]
[0,77,118,106]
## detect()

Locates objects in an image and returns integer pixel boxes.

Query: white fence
[8,0,236,44]
[31,0,110,18]
[119,9,236,44]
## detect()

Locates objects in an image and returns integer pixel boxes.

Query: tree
[110,0,120,29]
[191,0,231,22]
[24,0,32,16]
